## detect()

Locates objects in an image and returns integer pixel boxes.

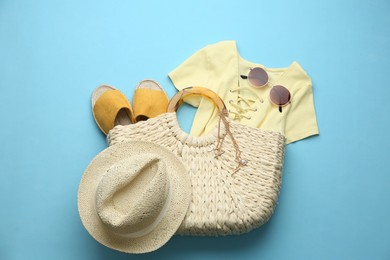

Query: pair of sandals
[92,79,169,135]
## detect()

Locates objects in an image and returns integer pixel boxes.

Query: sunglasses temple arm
[240,75,248,79]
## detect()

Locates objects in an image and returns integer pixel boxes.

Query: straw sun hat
[78,141,191,253]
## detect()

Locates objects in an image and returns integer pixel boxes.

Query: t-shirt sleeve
[284,66,319,143]
[168,46,210,107]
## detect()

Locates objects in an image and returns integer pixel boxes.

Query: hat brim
[78,141,191,253]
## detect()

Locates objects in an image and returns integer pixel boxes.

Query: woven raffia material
[107,112,285,236]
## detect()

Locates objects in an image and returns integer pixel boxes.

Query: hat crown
[95,153,170,237]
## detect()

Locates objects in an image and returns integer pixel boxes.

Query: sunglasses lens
[248,67,268,87]
[270,85,291,106]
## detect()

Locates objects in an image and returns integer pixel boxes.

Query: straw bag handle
[168,86,246,173]
[167,87,227,114]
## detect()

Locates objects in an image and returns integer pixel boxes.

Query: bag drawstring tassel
[215,109,247,174]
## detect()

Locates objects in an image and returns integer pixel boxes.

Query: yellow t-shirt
[169,40,319,144]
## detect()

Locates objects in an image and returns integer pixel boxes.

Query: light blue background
[1,0,389,259]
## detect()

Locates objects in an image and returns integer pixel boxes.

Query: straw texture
[78,141,191,253]
[107,112,285,236]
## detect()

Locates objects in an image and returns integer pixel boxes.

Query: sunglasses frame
[241,67,291,112]
[246,67,269,88]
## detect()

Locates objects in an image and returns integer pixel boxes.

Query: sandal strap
[93,90,133,134]
[133,88,168,121]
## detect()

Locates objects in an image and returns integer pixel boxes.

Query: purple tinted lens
[269,85,291,105]
[248,67,268,87]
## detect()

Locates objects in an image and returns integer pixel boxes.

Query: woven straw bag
[107,87,286,236]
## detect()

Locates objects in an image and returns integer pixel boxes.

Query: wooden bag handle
[168,86,247,173]
[167,87,227,114]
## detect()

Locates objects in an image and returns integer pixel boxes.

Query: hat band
[111,175,173,238]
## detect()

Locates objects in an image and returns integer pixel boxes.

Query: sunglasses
[241,67,291,112]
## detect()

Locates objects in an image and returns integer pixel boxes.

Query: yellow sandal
[132,79,169,122]
[92,85,135,135]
